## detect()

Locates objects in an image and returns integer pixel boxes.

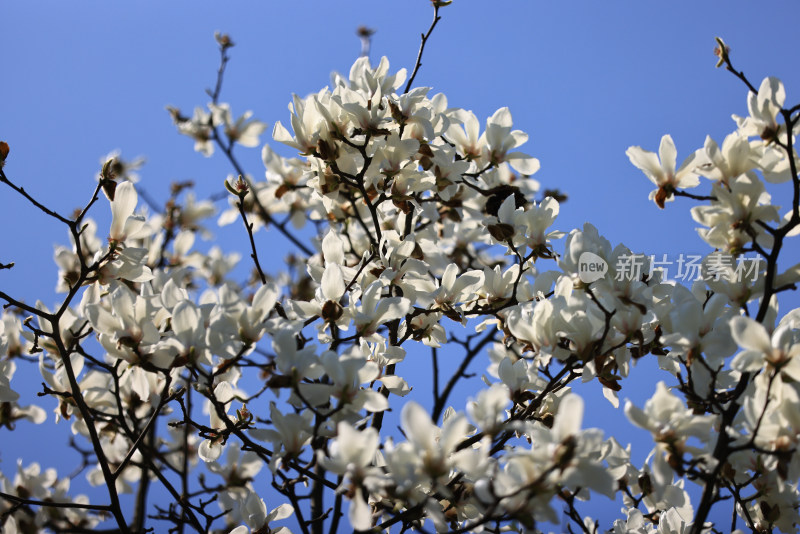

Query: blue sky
[3,1,800,530]
[4,1,800,285]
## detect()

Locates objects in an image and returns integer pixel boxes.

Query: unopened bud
[225,175,249,197]
[100,159,118,201]
[714,37,730,68]
[236,404,252,424]
[542,188,568,203]
[320,168,340,194]
[760,501,781,523]
[598,376,622,391]
[317,138,338,162]
[760,125,779,144]
[356,26,375,38]
[721,462,736,481]
[487,223,515,242]
[214,31,234,49]
[555,435,577,471]
[654,186,669,209]
[166,106,187,124]
[0,141,9,169]
[388,99,406,125]
[667,452,684,476]
[540,412,554,428]
[321,300,344,322]
[638,472,652,495]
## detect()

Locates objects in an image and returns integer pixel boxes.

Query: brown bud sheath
[0,141,9,168]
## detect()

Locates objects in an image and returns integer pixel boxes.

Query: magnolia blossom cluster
[1,36,800,534]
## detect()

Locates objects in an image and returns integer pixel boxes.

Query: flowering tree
[1,4,800,532]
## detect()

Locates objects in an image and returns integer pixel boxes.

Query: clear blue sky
[3,1,800,530]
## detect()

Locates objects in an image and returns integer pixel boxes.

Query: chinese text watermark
[577,252,764,285]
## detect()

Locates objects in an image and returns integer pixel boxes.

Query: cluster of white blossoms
[2,31,800,534]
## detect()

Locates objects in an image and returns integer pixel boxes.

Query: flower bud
[100,159,118,201]
[540,412,554,428]
[356,26,375,38]
[225,175,249,197]
[321,299,344,323]
[760,501,780,523]
[555,435,577,471]
[214,31,234,49]
[0,141,9,169]
[487,223,515,242]
[638,472,652,495]
[714,37,730,68]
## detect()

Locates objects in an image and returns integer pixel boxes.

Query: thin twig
[237,191,268,285]
[404,4,443,94]
[0,491,111,512]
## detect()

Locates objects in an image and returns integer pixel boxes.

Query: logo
[578,252,608,283]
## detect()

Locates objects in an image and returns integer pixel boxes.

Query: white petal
[626,146,663,184]
[360,390,389,412]
[109,182,138,241]
[199,440,223,462]
[252,283,279,320]
[553,393,583,439]
[272,121,299,149]
[730,317,772,353]
[268,503,294,522]
[624,400,650,431]
[348,488,372,531]
[507,153,540,175]
[730,349,766,372]
[372,297,411,325]
[658,135,677,177]
[321,264,345,301]
[322,230,345,265]
[488,107,512,127]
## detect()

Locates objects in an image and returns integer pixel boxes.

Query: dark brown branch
[236,189,268,285]
[0,168,72,225]
[432,328,496,422]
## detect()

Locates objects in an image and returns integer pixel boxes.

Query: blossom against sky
[3,1,800,529]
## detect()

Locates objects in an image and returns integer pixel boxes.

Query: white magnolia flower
[344,56,407,97]
[467,383,510,434]
[273,93,330,155]
[730,316,800,380]
[660,284,737,370]
[734,76,786,143]
[0,352,46,428]
[481,107,540,175]
[691,173,778,253]
[699,132,755,185]
[0,360,17,403]
[626,135,706,208]
[198,381,237,463]
[299,351,389,413]
[319,422,382,530]
[352,281,412,341]
[398,401,474,481]
[447,109,482,160]
[210,103,267,148]
[108,181,147,243]
[249,402,313,469]
[625,382,715,457]
[85,282,164,367]
[99,150,145,183]
[169,105,216,156]
[427,263,483,322]
[227,489,293,534]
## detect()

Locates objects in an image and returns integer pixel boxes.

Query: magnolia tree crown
[1,11,799,534]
